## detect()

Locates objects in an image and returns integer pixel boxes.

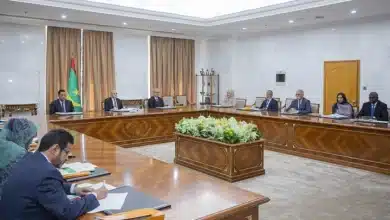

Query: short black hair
[38,129,74,152]
[58,89,66,95]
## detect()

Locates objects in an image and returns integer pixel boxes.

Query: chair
[163,96,174,107]
[255,97,266,108]
[311,103,320,114]
[388,108,390,121]
[277,100,282,111]
[235,98,247,109]
[175,95,187,106]
[284,98,294,109]
[122,99,142,108]
[353,106,359,118]
[4,104,38,116]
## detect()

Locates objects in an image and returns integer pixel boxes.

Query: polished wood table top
[46,106,389,132]
[63,129,270,219]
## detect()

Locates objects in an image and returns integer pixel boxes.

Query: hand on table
[74,185,94,196]
[94,186,108,200]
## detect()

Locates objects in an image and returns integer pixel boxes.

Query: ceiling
[0,0,390,38]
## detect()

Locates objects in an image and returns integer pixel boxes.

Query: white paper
[61,162,97,172]
[88,192,128,213]
[77,182,116,191]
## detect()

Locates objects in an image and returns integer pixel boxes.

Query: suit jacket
[286,98,312,114]
[357,101,388,121]
[148,96,164,108]
[104,97,123,112]
[260,98,278,112]
[0,152,99,220]
[49,99,74,115]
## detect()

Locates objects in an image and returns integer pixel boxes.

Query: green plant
[175,116,262,144]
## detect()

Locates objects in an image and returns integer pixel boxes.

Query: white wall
[114,32,148,99]
[0,23,46,109]
[206,19,390,111]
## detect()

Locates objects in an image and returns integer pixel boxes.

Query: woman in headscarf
[332,92,354,118]
[0,118,37,198]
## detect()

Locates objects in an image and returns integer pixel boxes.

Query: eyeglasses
[62,148,71,155]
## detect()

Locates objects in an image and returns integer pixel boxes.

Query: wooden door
[323,60,359,115]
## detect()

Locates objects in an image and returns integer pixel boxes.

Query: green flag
[67,58,82,112]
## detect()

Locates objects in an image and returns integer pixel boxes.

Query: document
[67,182,116,200]
[60,162,97,175]
[88,192,128,213]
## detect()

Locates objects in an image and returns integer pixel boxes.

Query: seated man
[357,92,388,121]
[49,89,74,114]
[148,92,164,108]
[104,90,123,111]
[259,90,278,112]
[285,89,312,114]
[0,129,108,220]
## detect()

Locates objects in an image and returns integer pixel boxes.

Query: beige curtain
[83,30,115,111]
[150,36,195,103]
[46,27,81,110]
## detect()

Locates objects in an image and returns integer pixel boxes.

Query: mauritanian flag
[67,58,82,112]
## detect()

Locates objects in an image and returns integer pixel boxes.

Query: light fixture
[172,28,176,31]
[21,41,25,44]
[61,14,67,19]
[242,27,247,30]
[332,28,336,31]
[350,9,357,14]
[122,22,127,25]
[289,20,295,24]
[0,40,4,44]
[8,79,13,83]
[41,41,44,44]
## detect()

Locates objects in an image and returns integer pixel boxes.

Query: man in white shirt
[104,90,123,111]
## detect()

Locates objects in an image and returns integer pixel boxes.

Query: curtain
[46,27,81,111]
[83,30,115,111]
[150,36,195,103]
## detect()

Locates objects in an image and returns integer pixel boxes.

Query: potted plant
[175,116,265,182]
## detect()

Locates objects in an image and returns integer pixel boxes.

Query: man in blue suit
[49,89,75,115]
[285,89,312,114]
[0,129,108,220]
[259,90,279,112]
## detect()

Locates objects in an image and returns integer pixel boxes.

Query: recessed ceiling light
[172,28,176,31]
[332,28,336,31]
[242,27,247,30]
[41,41,44,44]
[8,79,13,83]
[122,22,127,25]
[289,20,295,24]
[61,14,67,19]
[21,41,25,44]
[350,9,357,14]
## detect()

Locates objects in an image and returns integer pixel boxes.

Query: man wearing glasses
[0,129,108,219]
[285,89,312,114]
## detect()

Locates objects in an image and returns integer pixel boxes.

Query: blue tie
[370,104,375,118]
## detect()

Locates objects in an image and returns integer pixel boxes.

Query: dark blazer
[260,98,278,112]
[148,96,164,108]
[0,152,99,220]
[104,97,123,112]
[357,101,388,121]
[286,98,312,114]
[49,99,74,115]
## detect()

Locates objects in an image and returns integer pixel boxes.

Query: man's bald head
[111,90,118,98]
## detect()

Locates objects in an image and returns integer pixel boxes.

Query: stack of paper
[59,162,96,176]
[67,182,116,200]
[88,192,128,213]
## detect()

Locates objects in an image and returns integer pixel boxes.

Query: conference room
[0,0,389,219]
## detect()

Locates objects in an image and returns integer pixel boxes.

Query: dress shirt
[111,98,118,109]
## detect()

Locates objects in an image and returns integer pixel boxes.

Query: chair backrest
[277,101,282,111]
[235,98,247,109]
[353,106,359,118]
[163,96,174,107]
[255,97,266,108]
[176,95,187,106]
[311,103,320,114]
[388,108,390,121]
[122,99,142,108]
[285,98,294,109]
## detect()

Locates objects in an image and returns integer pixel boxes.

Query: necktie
[298,100,301,110]
[266,100,270,109]
[62,101,66,112]
[371,104,375,118]
[113,98,117,109]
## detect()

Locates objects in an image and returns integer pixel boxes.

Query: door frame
[323,60,360,111]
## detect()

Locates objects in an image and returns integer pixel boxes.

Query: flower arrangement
[175,116,262,144]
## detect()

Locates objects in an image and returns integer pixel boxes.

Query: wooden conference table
[48,106,390,175]
[21,111,270,220]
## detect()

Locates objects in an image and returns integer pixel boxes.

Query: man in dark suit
[148,92,164,108]
[0,129,108,220]
[259,90,278,112]
[104,90,123,111]
[285,89,312,114]
[358,92,388,121]
[49,89,74,114]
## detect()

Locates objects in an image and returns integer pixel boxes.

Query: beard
[53,155,67,168]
